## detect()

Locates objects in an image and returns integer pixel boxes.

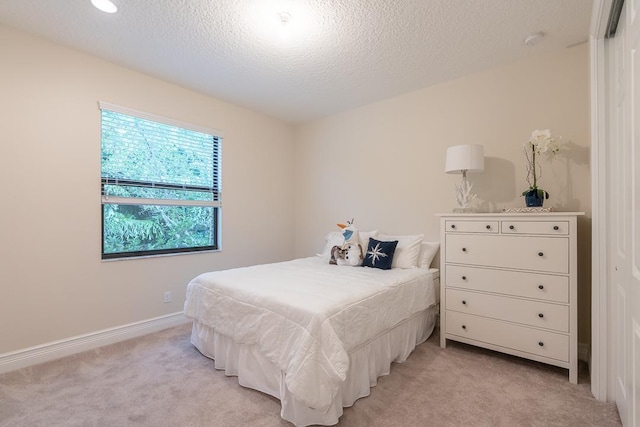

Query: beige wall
[0,24,592,356]
[294,45,591,344]
[0,25,295,354]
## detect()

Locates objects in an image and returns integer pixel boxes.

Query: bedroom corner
[0,24,296,365]
[293,44,591,353]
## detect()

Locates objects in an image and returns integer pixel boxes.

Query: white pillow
[317,231,344,262]
[377,234,424,269]
[318,230,379,262]
[359,230,379,253]
[418,241,440,269]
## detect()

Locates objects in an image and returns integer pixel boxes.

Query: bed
[184,237,440,427]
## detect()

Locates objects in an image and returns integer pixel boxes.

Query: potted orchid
[522,129,561,207]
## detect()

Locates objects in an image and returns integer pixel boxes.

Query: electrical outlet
[164,291,171,303]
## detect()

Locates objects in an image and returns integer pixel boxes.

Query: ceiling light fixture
[277,12,292,38]
[523,32,544,47]
[91,0,118,14]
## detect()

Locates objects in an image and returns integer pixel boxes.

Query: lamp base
[453,177,477,213]
[453,207,477,213]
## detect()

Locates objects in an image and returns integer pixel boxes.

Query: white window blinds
[99,102,222,259]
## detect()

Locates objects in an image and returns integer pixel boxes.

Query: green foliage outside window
[103,204,214,254]
[100,107,220,258]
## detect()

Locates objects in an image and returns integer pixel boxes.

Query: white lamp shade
[445,144,485,174]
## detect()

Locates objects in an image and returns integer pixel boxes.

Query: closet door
[608,7,627,423]
[608,1,640,424]
[628,0,640,423]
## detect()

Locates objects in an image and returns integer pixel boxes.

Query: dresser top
[435,212,585,217]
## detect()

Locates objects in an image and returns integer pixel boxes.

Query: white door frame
[589,0,613,402]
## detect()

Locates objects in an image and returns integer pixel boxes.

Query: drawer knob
[509,225,515,230]
[462,300,467,305]
[538,341,544,347]
[462,276,467,280]
[538,252,544,257]
[553,225,559,231]
[462,248,467,252]
[538,285,544,290]
[538,313,544,318]
[462,325,466,330]
[451,224,456,229]
[486,225,491,230]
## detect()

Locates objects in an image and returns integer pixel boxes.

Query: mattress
[184,257,438,416]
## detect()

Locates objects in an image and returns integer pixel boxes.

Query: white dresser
[437,212,584,383]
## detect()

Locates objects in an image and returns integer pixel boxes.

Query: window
[100,102,222,259]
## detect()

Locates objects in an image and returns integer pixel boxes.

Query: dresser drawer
[445,288,569,332]
[445,220,499,233]
[445,265,569,303]
[501,220,569,235]
[445,311,569,362]
[445,234,569,274]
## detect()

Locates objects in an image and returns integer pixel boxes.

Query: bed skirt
[190,304,438,427]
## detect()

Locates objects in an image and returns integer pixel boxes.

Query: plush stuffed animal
[329,245,345,265]
[330,219,365,266]
[329,244,364,266]
[337,219,360,249]
[341,243,364,266]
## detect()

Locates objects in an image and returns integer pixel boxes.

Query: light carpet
[0,323,620,426]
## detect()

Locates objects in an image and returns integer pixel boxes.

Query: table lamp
[445,144,485,212]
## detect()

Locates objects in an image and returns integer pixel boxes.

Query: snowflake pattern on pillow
[362,238,398,270]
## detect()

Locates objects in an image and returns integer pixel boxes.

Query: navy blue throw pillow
[363,238,398,270]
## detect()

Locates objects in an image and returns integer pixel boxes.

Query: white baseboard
[0,312,190,374]
[0,315,593,376]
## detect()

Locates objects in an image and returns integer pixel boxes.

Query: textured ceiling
[0,0,593,124]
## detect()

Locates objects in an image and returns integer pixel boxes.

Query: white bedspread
[183,257,436,411]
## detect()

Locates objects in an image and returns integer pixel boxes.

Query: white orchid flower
[538,140,550,153]
[529,129,551,144]
[523,129,562,198]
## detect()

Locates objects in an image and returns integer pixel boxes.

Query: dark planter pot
[524,190,544,207]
